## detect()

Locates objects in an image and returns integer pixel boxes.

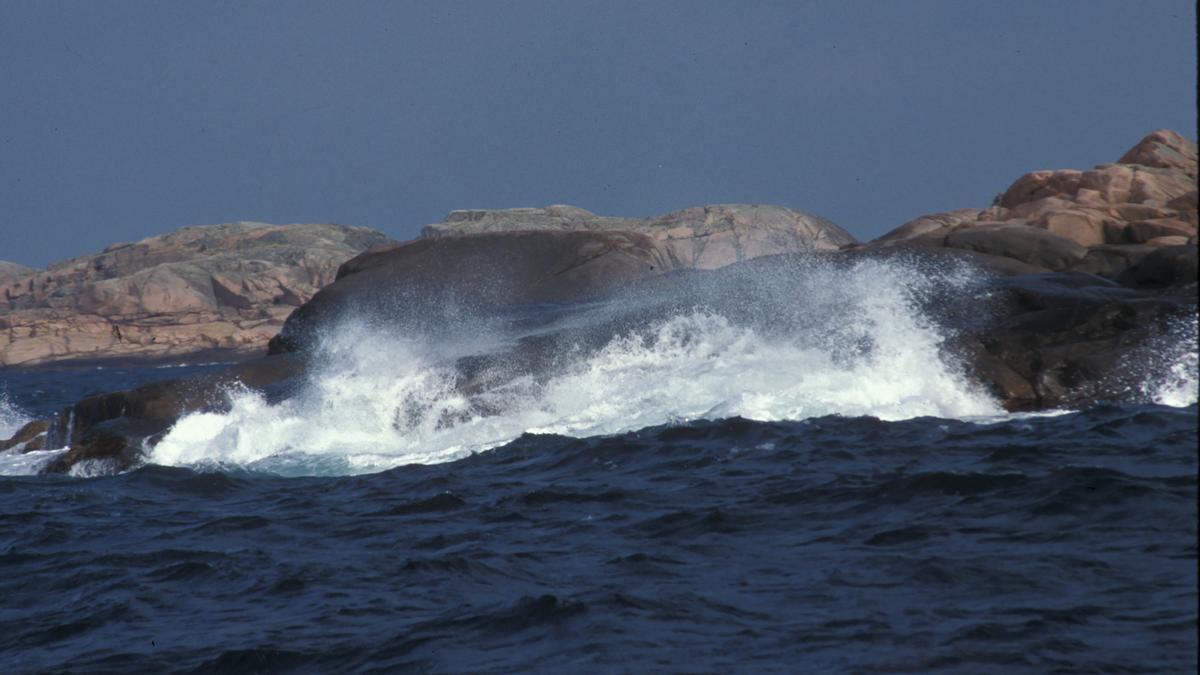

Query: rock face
[0,223,391,367]
[949,273,1195,410]
[421,203,857,269]
[870,129,1198,282]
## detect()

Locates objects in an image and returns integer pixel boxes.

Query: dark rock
[41,429,138,475]
[1118,245,1199,288]
[1070,244,1155,278]
[959,273,1195,409]
[35,353,306,474]
[270,230,679,354]
[0,419,50,452]
[944,225,1088,271]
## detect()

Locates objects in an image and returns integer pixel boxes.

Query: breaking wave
[151,258,1003,475]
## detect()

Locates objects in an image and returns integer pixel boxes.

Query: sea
[1,257,1196,673]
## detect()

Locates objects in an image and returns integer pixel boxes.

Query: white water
[1144,314,1199,408]
[0,393,67,476]
[0,392,29,440]
[151,260,1004,475]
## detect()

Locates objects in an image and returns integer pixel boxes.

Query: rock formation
[0,261,36,284]
[865,129,1197,409]
[422,203,857,269]
[0,222,391,367]
[3,129,1196,475]
[868,129,1198,283]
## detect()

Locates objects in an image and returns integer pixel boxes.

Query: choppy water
[1,256,1196,671]
[0,403,1196,672]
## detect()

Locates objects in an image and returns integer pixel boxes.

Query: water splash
[0,391,30,440]
[1143,313,1199,408]
[152,258,1002,475]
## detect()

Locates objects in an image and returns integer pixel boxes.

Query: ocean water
[1,258,1196,672]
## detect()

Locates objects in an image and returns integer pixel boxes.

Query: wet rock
[0,419,50,453]
[26,353,306,474]
[270,230,682,354]
[41,429,138,475]
[960,273,1195,410]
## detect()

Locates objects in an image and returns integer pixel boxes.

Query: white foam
[0,392,30,440]
[0,448,67,476]
[152,259,1003,476]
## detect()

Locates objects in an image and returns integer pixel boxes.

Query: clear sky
[1,0,1195,267]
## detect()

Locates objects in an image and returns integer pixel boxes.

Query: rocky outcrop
[14,352,306,474]
[0,223,391,367]
[0,261,37,284]
[4,130,1195,475]
[421,203,856,269]
[870,129,1198,281]
[270,229,680,354]
[949,273,1195,410]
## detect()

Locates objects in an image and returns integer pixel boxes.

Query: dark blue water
[1,366,1196,673]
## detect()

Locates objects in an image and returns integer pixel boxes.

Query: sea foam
[151,258,1004,475]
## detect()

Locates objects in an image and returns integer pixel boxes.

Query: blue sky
[1,0,1195,267]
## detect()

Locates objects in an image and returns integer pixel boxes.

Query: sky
[1,1,1196,268]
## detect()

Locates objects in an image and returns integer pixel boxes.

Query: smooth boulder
[270,230,679,354]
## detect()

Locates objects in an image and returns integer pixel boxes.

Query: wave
[150,257,1004,475]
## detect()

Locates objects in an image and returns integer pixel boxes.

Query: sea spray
[0,391,29,440]
[1143,312,1199,407]
[152,257,1004,475]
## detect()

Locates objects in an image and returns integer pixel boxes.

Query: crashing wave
[151,258,1003,475]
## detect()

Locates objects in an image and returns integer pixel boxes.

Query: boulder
[1118,129,1199,176]
[0,223,391,366]
[270,230,680,354]
[869,129,1197,285]
[869,209,984,245]
[1124,219,1197,243]
[955,273,1196,410]
[944,225,1088,271]
[1117,245,1199,288]
[0,352,307,474]
[998,170,1083,209]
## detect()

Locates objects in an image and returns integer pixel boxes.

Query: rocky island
[1,129,1196,475]
[1,222,390,366]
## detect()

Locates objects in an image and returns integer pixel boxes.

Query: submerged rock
[1,353,305,475]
